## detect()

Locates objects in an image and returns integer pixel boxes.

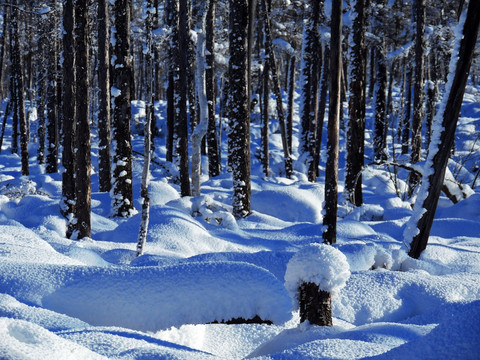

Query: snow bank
[7,261,292,332]
[0,318,107,360]
[284,243,350,303]
[251,183,324,223]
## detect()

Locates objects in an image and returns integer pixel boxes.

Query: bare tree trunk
[206,0,221,178]
[74,0,91,239]
[46,11,58,174]
[229,0,251,218]
[112,0,135,217]
[97,0,111,193]
[402,61,413,154]
[299,282,332,326]
[408,0,426,195]
[11,0,28,175]
[407,0,480,259]
[61,0,76,238]
[345,0,367,206]
[286,56,296,154]
[261,59,269,177]
[262,0,293,178]
[137,1,155,257]
[322,0,342,245]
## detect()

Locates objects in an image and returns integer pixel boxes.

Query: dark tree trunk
[345,0,367,206]
[261,60,269,177]
[174,0,191,197]
[300,0,322,182]
[408,0,426,195]
[402,62,413,154]
[206,0,221,178]
[322,0,342,245]
[97,0,111,193]
[315,45,329,176]
[408,0,480,259]
[299,282,333,326]
[373,39,388,162]
[262,0,293,178]
[425,51,438,149]
[61,0,76,238]
[229,0,251,218]
[287,56,296,154]
[112,0,135,217]
[73,0,91,239]
[36,20,47,165]
[11,0,28,175]
[46,13,58,174]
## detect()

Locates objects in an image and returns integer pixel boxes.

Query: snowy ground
[0,86,480,359]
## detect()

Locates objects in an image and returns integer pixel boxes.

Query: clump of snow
[284,243,350,304]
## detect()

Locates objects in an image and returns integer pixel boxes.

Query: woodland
[0,0,479,358]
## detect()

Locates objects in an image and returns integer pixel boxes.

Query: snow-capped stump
[40,261,292,331]
[285,243,350,326]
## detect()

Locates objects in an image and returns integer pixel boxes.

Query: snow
[1,57,480,360]
[284,243,350,299]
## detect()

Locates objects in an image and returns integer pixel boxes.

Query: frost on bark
[345,0,367,207]
[74,0,91,239]
[97,0,111,193]
[229,0,251,218]
[407,0,480,259]
[112,0,135,217]
[61,0,76,238]
[322,0,342,245]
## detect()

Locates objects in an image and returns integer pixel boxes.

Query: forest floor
[0,85,479,359]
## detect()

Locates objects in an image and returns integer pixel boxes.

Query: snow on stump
[285,243,350,326]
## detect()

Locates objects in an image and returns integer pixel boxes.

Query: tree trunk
[137,1,155,256]
[299,282,333,326]
[262,0,293,178]
[402,61,413,154]
[287,56,296,154]
[261,59,269,177]
[174,0,191,197]
[407,0,480,259]
[61,0,76,238]
[408,0,426,195]
[300,0,322,181]
[74,0,91,239]
[112,0,135,217]
[46,11,58,174]
[206,0,221,178]
[229,0,251,218]
[345,0,367,206]
[373,39,388,162]
[11,0,28,176]
[322,0,342,245]
[97,0,111,193]
[315,45,329,176]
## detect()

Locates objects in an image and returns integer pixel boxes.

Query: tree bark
[74,0,91,239]
[61,0,76,238]
[346,0,367,206]
[112,0,135,217]
[97,0,111,193]
[299,282,332,326]
[322,0,342,245]
[46,11,58,174]
[229,0,251,218]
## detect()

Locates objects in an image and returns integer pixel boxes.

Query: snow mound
[284,243,350,302]
[41,261,292,331]
[0,318,107,360]
[251,183,323,223]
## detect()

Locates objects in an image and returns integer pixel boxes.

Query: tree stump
[299,282,333,326]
